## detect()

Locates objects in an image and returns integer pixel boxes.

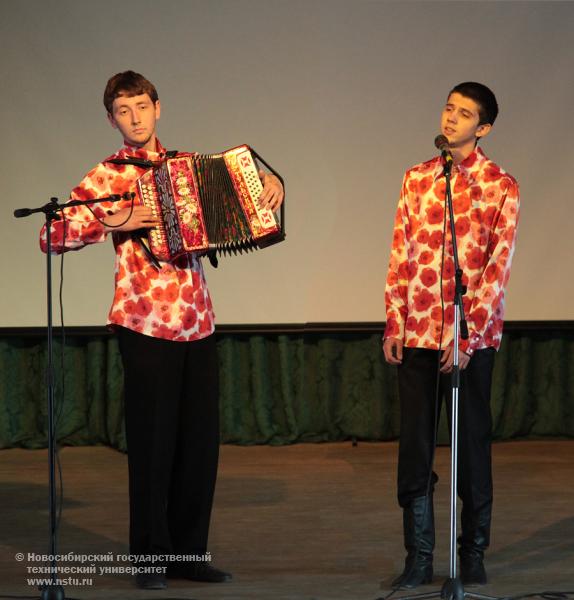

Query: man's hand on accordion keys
[258,170,284,213]
[103,206,161,233]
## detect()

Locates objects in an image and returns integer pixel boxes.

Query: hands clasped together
[382,338,471,373]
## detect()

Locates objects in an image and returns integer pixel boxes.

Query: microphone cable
[44,189,137,584]
[54,207,66,552]
[51,189,137,532]
[85,192,136,229]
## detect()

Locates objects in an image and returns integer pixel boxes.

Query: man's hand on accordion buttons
[103,206,161,233]
[258,170,284,212]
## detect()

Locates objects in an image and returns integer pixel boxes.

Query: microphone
[434,134,453,168]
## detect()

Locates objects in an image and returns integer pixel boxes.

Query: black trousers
[117,327,220,558]
[397,347,495,515]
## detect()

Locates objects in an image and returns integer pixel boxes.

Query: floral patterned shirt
[384,146,519,353]
[39,140,215,342]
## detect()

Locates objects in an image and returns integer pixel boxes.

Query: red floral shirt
[384,146,519,353]
[40,141,215,342]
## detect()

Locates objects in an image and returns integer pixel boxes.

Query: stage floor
[0,441,573,599]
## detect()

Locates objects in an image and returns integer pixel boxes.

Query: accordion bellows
[137,145,284,262]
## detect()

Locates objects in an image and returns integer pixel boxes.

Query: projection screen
[1,0,573,326]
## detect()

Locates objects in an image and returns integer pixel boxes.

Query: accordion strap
[206,250,218,269]
[132,232,161,269]
[105,150,179,170]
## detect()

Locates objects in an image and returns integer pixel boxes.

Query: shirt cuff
[459,330,482,355]
[383,316,403,341]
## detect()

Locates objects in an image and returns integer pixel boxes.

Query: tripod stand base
[441,577,464,600]
[40,584,65,600]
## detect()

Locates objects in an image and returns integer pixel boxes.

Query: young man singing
[40,71,284,590]
[382,82,519,588]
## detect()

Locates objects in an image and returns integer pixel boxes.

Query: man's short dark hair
[448,82,498,126]
[103,71,159,114]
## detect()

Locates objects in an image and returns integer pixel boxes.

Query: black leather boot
[392,495,434,589]
[459,503,491,586]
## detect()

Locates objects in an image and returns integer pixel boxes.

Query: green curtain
[0,329,572,451]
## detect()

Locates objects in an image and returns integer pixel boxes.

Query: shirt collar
[432,145,487,183]
[116,138,167,161]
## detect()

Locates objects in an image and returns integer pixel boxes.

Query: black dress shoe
[167,561,232,583]
[135,572,168,590]
[460,556,487,586]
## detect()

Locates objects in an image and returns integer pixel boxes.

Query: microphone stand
[380,156,497,600]
[14,193,130,600]
[441,155,475,600]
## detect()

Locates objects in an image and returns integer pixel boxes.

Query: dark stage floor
[1,441,573,599]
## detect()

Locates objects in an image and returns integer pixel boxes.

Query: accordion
[136,145,285,263]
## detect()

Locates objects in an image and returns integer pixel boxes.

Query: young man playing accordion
[40,70,284,590]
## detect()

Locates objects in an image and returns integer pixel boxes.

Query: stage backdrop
[1,325,573,449]
[1,0,574,326]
